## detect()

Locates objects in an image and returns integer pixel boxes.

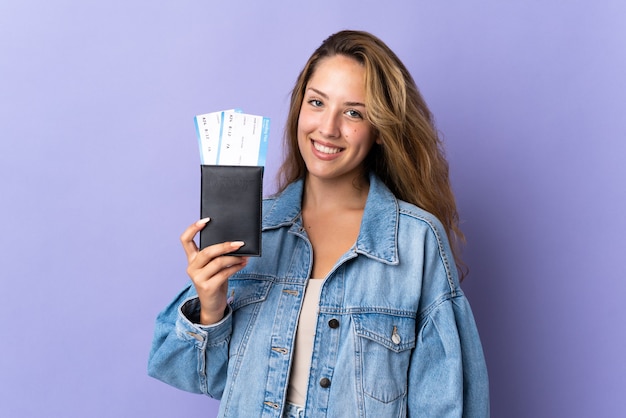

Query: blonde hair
[277,30,467,279]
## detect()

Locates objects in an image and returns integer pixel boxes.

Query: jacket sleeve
[147,284,232,399]
[406,214,490,417]
[407,293,490,417]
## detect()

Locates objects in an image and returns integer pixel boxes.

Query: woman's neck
[301,172,370,279]
[302,173,370,213]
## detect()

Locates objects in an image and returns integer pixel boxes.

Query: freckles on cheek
[344,129,356,139]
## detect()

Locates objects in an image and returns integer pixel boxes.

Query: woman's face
[297,54,378,184]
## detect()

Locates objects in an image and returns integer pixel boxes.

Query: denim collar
[262,173,399,265]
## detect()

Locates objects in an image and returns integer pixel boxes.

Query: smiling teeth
[313,141,341,154]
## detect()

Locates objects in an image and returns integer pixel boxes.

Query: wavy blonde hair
[277,30,467,279]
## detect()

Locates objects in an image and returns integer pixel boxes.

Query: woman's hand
[180,218,249,325]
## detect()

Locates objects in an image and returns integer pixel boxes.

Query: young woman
[149,30,489,417]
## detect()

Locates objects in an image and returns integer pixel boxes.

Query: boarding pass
[194,109,270,166]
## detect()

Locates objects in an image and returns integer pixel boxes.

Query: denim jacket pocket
[226,276,273,361]
[353,312,416,403]
[227,275,272,311]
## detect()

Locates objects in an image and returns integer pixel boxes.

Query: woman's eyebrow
[306,87,366,108]
[307,87,329,99]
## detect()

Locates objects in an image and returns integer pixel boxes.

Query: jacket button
[319,377,331,388]
[328,318,340,328]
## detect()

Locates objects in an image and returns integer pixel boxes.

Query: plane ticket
[194,109,270,166]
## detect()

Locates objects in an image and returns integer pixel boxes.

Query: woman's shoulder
[261,180,304,228]
[396,199,446,235]
[369,173,446,233]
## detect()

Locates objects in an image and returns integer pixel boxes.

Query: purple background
[1,1,625,416]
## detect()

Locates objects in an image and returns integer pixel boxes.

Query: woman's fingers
[191,241,245,268]
[192,256,249,291]
[182,227,246,281]
[188,247,246,281]
[178,219,248,325]
[189,249,248,325]
[180,218,211,263]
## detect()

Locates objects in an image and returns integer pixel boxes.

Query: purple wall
[1,1,625,416]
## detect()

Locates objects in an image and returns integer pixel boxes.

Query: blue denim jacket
[148,173,489,417]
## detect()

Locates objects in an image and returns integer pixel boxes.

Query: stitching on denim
[398,207,457,295]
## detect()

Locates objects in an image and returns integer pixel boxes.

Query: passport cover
[199,165,263,256]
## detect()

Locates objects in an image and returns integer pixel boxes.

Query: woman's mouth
[312,140,342,155]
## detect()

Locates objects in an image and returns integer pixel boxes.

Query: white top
[286,278,324,407]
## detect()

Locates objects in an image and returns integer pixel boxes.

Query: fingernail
[231,241,245,247]
[196,217,211,226]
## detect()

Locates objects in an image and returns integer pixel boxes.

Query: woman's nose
[318,112,341,138]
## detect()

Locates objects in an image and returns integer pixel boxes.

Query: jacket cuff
[175,296,232,347]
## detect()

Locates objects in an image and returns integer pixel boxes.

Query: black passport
[199,165,264,256]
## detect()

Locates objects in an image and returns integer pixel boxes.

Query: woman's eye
[346,109,363,119]
[309,99,323,107]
